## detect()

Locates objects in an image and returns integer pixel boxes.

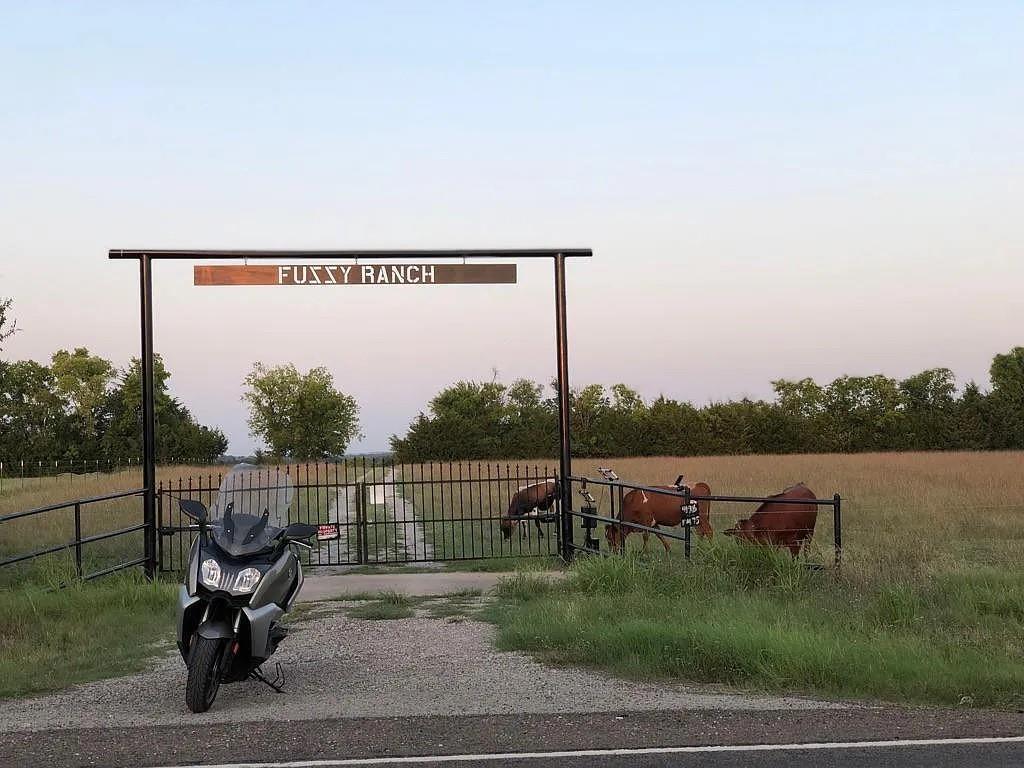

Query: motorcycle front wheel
[185,636,227,713]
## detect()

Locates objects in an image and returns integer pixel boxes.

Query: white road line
[154,735,1024,768]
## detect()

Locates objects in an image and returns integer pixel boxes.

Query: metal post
[554,254,574,561]
[833,493,842,570]
[140,255,157,579]
[156,482,164,574]
[355,482,367,564]
[73,502,83,579]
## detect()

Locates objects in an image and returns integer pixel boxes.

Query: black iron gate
[157,459,560,572]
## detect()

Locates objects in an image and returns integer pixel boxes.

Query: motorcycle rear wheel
[185,636,226,713]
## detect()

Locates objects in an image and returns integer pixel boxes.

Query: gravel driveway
[0,603,844,732]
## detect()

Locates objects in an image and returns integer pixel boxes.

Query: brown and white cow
[500,479,559,540]
[604,482,713,554]
[724,482,818,557]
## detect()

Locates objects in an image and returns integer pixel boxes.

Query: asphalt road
[194,742,1013,768]
[4,710,1022,768]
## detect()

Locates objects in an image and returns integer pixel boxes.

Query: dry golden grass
[569,451,1024,582]
[0,465,220,582]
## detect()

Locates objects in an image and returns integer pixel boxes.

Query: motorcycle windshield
[209,464,295,557]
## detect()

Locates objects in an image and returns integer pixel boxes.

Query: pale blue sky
[1,3,1021,452]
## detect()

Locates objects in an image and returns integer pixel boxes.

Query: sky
[1,2,1021,453]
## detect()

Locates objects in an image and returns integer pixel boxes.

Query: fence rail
[157,458,561,572]
[0,488,148,582]
[1,458,846,584]
[0,457,221,492]
[565,474,842,566]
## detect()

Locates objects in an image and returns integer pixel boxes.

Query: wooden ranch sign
[194,263,516,286]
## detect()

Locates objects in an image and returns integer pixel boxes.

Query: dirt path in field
[380,467,433,561]
[319,469,433,564]
[320,485,357,564]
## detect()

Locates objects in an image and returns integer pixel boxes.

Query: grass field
[0,573,175,698]
[3,451,1023,706]
[485,451,1024,708]
[593,452,1024,581]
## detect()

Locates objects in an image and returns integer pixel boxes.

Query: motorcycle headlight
[233,567,262,594]
[200,558,222,588]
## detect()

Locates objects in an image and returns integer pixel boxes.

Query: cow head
[500,516,515,540]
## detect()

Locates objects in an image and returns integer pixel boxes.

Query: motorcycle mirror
[284,522,317,540]
[179,498,209,523]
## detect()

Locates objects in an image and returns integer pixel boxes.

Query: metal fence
[564,473,843,567]
[0,457,844,584]
[0,489,149,584]
[0,457,218,493]
[157,458,560,572]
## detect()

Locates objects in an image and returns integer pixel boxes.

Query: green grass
[340,588,490,621]
[486,544,1024,709]
[344,589,418,620]
[423,590,486,620]
[0,573,175,698]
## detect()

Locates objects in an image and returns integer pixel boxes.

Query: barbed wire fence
[0,457,219,493]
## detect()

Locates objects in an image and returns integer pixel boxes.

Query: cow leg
[641,530,650,553]
[655,527,672,554]
[617,528,629,554]
[535,517,544,538]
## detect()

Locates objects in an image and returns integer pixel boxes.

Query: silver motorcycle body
[175,464,315,712]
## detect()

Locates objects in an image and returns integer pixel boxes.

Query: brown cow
[604,482,713,554]
[500,479,558,540]
[724,482,817,557]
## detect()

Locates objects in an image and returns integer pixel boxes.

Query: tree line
[5,296,1022,464]
[390,347,1024,461]
[0,297,362,465]
[0,298,224,464]
[0,348,229,466]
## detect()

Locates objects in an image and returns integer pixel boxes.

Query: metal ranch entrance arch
[109,248,592,577]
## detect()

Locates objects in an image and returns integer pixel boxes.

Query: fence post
[73,502,83,579]
[156,482,164,574]
[684,518,691,559]
[833,493,842,570]
[355,482,367,564]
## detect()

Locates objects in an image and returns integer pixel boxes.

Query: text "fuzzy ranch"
[278,265,436,285]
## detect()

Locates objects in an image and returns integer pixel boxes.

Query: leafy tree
[0,361,68,461]
[642,396,704,455]
[899,368,956,450]
[51,348,115,446]
[570,384,612,457]
[391,380,509,461]
[955,381,991,449]
[823,375,905,452]
[391,347,1024,461]
[987,347,1024,449]
[100,355,228,463]
[243,363,361,460]
[505,379,557,457]
[0,297,17,353]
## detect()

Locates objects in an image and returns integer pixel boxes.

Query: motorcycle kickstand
[249,662,285,693]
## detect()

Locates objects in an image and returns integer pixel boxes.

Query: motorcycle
[176,463,317,713]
